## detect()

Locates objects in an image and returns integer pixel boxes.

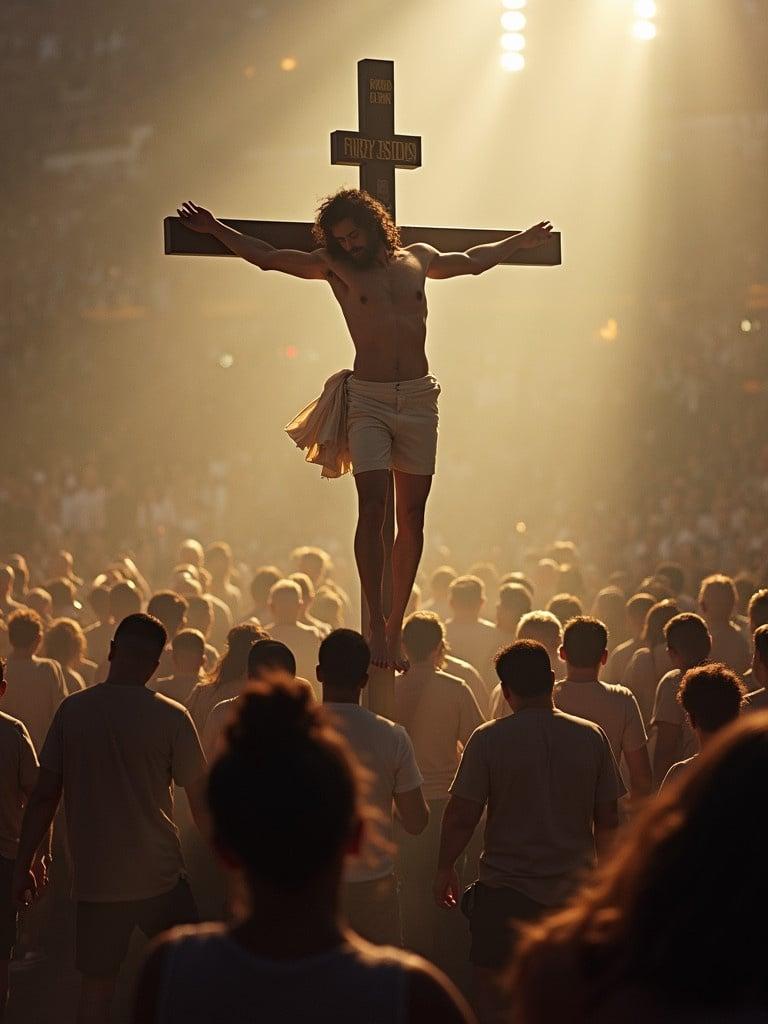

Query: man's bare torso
[319,245,430,383]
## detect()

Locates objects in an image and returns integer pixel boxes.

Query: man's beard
[338,242,378,268]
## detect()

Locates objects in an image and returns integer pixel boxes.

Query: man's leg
[387,471,432,670]
[353,470,391,667]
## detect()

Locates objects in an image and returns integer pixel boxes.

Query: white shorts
[345,374,441,477]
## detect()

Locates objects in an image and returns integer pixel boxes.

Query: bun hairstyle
[208,680,360,888]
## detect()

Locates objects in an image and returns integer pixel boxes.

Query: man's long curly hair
[312,188,401,257]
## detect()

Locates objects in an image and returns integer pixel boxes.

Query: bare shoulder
[404,242,438,265]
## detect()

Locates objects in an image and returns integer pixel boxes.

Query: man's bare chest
[329,254,427,316]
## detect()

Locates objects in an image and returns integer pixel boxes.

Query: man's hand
[434,866,461,909]
[12,862,38,910]
[515,220,554,249]
[177,201,218,234]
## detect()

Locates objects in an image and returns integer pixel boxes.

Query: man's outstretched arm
[177,202,328,279]
[416,220,554,279]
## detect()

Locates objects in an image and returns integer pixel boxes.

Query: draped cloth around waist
[284,369,354,479]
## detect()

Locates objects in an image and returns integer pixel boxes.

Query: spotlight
[632,19,657,40]
[218,353,234,369]
[280,57,297,72]
[634,0,657,17]
[500,51,525,72]
[515,521,527,534]
[501,10,526,31]
[501,32,526,51]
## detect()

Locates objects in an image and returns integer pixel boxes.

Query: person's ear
[601,649,609,666]
[559,645,566,663]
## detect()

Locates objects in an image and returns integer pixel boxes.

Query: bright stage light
[218,353,234,369]
[634,0,657,17]
[501,32,526,52]
[501,10,526,31]
[632,19,657,40]
[741,319,754,333]
[280,57,297,72]
[500,51,525,72]
[502,0,527,8]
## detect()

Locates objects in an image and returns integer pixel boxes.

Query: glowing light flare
[285,345,299,359]
[500,51,525,72]
[500,11,526,31]
[632,20,657,40]
[218,353,234,369]
[634,0,657,17]
[598,318,619,343]
[515,521,527,534]
[280,57,297,72]
[501,32,526,52]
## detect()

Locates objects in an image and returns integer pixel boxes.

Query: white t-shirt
[265,623,321,697]
[3,654,68,753]
[651,669,698,763]
[324,703,423,883]
[553,680,647,764]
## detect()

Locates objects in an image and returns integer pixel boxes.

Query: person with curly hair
[177,192,553,671]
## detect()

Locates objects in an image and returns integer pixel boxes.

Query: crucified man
[178,189,553,670]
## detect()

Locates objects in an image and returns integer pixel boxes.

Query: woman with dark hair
[510,712,768,1022]
[133,681,474,1024]
[185,623,267,733]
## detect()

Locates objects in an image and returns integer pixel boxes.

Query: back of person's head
[172,628,206,666]
[642,598,679,647]
[752,624,768,671]
[512,713,768,1010]
[109,579,142,621]
[147,590,188,637]
[288,572,315,605]
[430,565,457,598]
[211,623,269,688]
[468,561,499,596]
[110,614,167,679]
[748,589,768,631]
[698,574,737,622]
[207,541,233,574]
[516,611,563,661]
[26,588,52,619]
[312,588,344,630]
[664,613,712,664]
[500,571,535,598]
[734,574,756,615]
[292,546,330,585]
[45,577,76,612]
[551,540,580,567]
[677,663,745,734]
[247,639,296,680]
[402,611,445,664]
[178,538,204,569]
[497,583,533,624]
[626,592,656,632]
[591,587,627,642]
[547,593,583,627]
[87,584,111,621]
[186,595,213,634]
[317,629,370,691]
[249,566,283,608]
[8,608,43,651]
[449,575,485,613]
[269,579,303,615]
[208,680,360,888]
[0,565,14,593]
[44,617,85,666]
[495,640,554,700]
[561,616,608,669]
[655,561,686,596]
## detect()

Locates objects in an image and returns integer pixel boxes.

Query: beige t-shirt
[83,620,114,666]
[394,666,484,800]
[325,703,423,884]
[202,677,316,761]
[553,680,647,764]
[40,684,206,902]
[450,708,625,906]
[444,618,502,701]
[3,654,68,752]
[444,654,489,717]
[651,669,698,762]
[0,711,39,859]
[709,622,750,677]
[624,643,672,725]
[265,623,321,696]
[152,672,202,706]
[185,676,247,734]
[602,637,641,686]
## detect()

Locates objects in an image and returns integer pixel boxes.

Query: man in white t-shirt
[319,629,428,947]
[435,640,623,1024]
[445,576,501,713]
[554,616,651,802]
[661,663,746,790]
[601,592,656,686]
[13,613,208,1024]
[489,611,563,720]
[265,579,322,692]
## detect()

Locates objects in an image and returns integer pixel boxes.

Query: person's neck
[104,670,147,688]
[232,875,345,959]
[452,610,479,624]
[516,695,555,712]
[565,665,601,683]
[323,687,362,706]
[9,647,35,661]
[697,728,716,749]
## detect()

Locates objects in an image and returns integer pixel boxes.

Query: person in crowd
[0,658,43,1020]
[395,612,484,964]
[83,585,110,645]
[532,559,560,607]
[312,587,345,631]
[655,560,696,611]
[422,565,458,623]
[435,640,622,1024]
[494,584,532,646]
[43,618,90,694]
[623,598,678,724]
[289,571,332,637]
[24,588,53,626]
[184,596,219,672]
[48,550,83,592]
[0,568,23,620]
[545,593,583,628]
[652,612,712,786]
[265,580,321,691]
[445,576,499,709]
[511,713,768,1022]
[3,610,67,752]
[44,577,81,620]
[13,613,208,1024]
[146,591,188,681]
[554,617,651,802]
[177,539,205,576]
[490,611,564,720]
[133,679,474,1024]
[745,623,768,712]
[319,629,428,947]
[742,588,768,689]
[590,586,628,653]
[661,663,746,789]
[292,547,351,619]
[88,580,142,669]
[7,556,29,606]
[698,574,750,676]
[601,592,656,686]
[186,623,268,733]
[206,542,242,620]
[242,566,282,625]
[152,629,207,705]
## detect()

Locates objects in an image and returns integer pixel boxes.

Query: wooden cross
[164,59,561,716]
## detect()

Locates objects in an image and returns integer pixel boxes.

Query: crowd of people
[0,534,767,1023]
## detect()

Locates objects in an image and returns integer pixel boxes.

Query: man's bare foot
[386,619,410,673]
[368,619,389,669]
